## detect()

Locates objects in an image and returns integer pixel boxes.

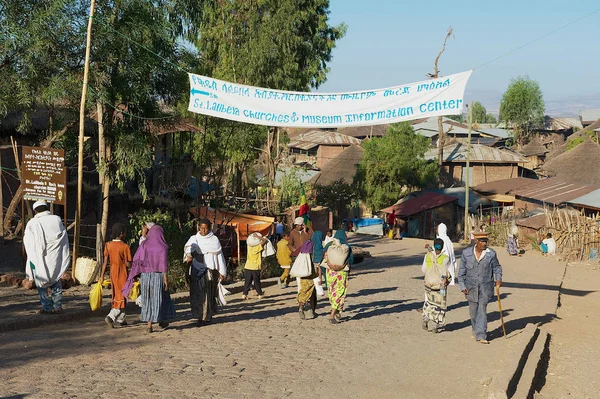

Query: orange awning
[190,207,274,241]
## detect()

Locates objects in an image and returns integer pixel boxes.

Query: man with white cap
[23,200,70,314]
[458,231,502,344]
[288,216,312,253]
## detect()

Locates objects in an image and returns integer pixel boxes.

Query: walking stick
[496,285,507,338]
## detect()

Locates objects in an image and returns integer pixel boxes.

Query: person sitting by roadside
[540,233,556,256]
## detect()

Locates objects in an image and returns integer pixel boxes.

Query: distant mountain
[464,88,600,117]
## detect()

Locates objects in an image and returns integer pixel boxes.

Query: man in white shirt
[540,233,556,256]
[23,200,70,314]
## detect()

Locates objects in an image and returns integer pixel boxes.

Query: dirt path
[0,236,569,398]
[538,263,600,399]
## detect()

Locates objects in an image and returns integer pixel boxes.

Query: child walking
[99,223,132,328]
[277,232,292,289]
[243,233,269,300]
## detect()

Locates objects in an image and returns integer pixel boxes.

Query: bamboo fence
[544,208,600,263]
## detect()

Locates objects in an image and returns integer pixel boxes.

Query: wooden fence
[544,209,600,263]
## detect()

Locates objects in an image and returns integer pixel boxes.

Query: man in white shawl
[23,200,70,314]
[184,218,227,325]
[436,223,457,286]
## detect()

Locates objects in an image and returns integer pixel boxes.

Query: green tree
[193,0,346,200]
[357,123,439,211]
[499,76,545,143]
[314,179,358,224]
[471,101,497,124]
[0,0,86,126]
[447,114,465,123]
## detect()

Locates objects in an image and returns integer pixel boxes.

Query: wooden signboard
[22,146,67,205]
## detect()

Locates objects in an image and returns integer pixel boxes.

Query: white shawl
[183,231,227,276]
[436,223,457,285]
[23,211,70,288]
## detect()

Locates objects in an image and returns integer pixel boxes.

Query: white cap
[294,217,305,225]
[145,222,156,229]
[33,200,48,210]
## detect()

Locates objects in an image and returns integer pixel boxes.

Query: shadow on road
[488,312,560,340]
[346,299,421,321]
[502,282,595,297]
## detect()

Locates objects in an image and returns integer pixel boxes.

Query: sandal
[38,309,54,315]
[146,327,153,333]
[329,318,339,324]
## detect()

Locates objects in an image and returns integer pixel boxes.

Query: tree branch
[432,26,454,78]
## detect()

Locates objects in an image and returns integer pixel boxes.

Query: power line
[474,6,600,70]
[87,86,180,121]
[91,15,193,74]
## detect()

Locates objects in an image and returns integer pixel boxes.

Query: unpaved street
[0,236,571,398]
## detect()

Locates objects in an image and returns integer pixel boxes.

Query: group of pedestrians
[97,215,352,330]
[23,201,500,341]
[420,222,503,344]
[263,217,352,323]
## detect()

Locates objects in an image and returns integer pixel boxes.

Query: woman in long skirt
[293,240,321,319]
[324,231,352,324]
[123,225,175,333]
[184,218,227,326]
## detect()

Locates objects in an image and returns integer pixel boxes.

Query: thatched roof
[540,140,600,184]
[546,120,600,159]
[519,137,548,157]
[308,145,364,186]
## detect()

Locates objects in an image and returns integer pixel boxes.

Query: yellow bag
[128,281,140,301]
[388,229,394,239]
[89,281,103,311]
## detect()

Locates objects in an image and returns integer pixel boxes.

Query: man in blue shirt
[458,232,503,344]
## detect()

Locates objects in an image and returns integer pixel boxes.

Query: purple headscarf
[122,225,169,297]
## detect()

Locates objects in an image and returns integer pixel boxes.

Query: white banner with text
[188,70,472,128]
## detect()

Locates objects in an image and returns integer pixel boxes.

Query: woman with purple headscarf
[123,225,175,333]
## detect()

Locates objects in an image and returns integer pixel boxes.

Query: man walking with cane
[458,232,502,344]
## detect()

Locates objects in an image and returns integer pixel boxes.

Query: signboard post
[21,146,67,206]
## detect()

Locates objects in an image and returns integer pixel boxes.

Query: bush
[128,208,195,292]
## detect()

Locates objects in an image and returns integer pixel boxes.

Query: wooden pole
[21,198,26,268]
[0,147,3,245]
[464,101,473,242]
[74,0,97,275]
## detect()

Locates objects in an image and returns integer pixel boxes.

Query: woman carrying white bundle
[323,230,352,324]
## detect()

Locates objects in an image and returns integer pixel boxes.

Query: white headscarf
[436,223,456,285]
[184,231,227,276]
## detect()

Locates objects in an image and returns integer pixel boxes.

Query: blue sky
[318,0,600,113]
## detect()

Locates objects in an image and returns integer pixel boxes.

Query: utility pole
[464,101,473,242]
[430,27,453,167]
[73,0,97,274]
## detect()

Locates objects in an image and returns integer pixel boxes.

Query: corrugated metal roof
[288,129,361,150]
[543,117,582,131]
[568,189,600,211]
[336,125,388,138]
[383,192,457,216]
[477,128,511,139]
[580,109,600,125]
[412,117,474,138]
[516,214,547,230]
[513,178,600,205]
[473,177,537,195]
[424,143,527,164]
